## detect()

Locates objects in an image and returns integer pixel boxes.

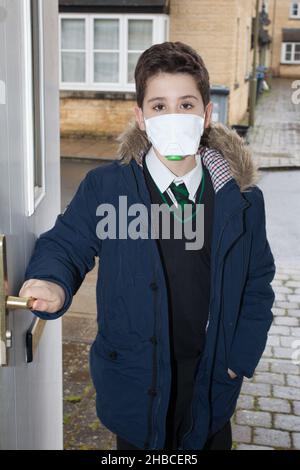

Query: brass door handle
[1,234,42,366]
[6,296,36,310]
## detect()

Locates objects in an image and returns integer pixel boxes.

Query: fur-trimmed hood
[115,119,260,193]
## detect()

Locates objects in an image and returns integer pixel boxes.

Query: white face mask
[143,112,205,161]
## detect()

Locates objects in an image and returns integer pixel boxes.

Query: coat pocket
[89,332,153,440]
[209,360,244,435]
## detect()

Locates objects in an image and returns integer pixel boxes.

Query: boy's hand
[19,279,65,313]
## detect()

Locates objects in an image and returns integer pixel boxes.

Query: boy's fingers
[20,284,54,300]
[19,287,53,312]
[32,299,49,312]
[18,280,65,313]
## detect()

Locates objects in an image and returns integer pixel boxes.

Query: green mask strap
[165,155,184,161]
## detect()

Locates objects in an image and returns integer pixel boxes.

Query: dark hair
[134,41,211,145]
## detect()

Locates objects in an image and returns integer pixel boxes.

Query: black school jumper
[116,154,232,450]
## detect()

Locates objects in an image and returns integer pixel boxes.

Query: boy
[19,41,276,450]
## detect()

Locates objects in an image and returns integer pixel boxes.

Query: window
[291,2,300,18]
[94,19,119,83]
[127,19,153,83]
[281,42,300,63]
[61,18,86,82]
[59,13,169,91]
[23,0,46,216]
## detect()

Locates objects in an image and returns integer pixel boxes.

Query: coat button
[150,335,158,344]
[109,351,118,360]
[149,281,158,290]
[148,388,157,396]
[144,441,149,448]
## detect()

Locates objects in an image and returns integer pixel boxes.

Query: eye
[181,102,194,110]
[152,102,194,112]
[152,103,165,111]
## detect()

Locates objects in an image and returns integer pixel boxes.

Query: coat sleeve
[24,170,102,320]
[227,187,276,379]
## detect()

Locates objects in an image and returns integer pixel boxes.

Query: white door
[0,0,62,449]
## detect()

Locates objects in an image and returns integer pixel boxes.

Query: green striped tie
[169,181,194,211]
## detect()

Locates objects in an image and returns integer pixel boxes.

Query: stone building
[58,0,299,137]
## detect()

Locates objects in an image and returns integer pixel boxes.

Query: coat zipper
[178,239,222,449]
[178,206,245,449]
[153,384,162,448]
[144,277,159,449]
[153,284,163,449]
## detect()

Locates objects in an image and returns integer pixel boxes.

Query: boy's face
[134,72,213,134]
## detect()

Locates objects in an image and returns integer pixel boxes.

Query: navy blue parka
[24,121,276,450]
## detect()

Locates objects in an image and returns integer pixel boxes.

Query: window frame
[23,0,46,217]
[281,42,300,64]
[264,1,269,12]
[92,16,121,84]
[59,14,88,85]
[59,12,169,91]
[290,2,300,18]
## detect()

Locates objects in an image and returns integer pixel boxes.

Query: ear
[134,105,146,132]
[204,101,213,128]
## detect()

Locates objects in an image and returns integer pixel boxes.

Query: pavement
[247,78,300,169]
[232,264,300,450]
[61,78,300,450]
[61,136,118,162]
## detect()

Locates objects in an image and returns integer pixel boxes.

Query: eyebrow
[147,95,199,103]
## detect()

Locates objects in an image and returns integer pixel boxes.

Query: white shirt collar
[144,145,203,203]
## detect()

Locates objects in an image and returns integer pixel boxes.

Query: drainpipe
[249,0,260,127]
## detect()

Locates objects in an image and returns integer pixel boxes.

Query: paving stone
[292,433,300,449]
[254,372,285,385]
[276,302,299,310]
[236,444,274,450]
[293,401,300,416]
[286,375,300,388]
[263,346,273,357]
[274,286,294,294]
[267,335,280,347]
[273,347,293,359]
[287,295,300,303]
[232,424,252,443]
[286,282,300,288]
[273,385,300,400]
[236,410,272,428]
[275,293,287,301]
[258,397,291,413]
[272,308,287,316]
[270,361,299,375]
[241,382,271,397]
[288,309,300,318]
[275,316,299,326]
[274,414,300,432]
[253,428,291,448]
[255,360,270,372]
[280,336,297,348]
[269,325,290,336]
[236,394,255,410]
[275,274,290,281]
